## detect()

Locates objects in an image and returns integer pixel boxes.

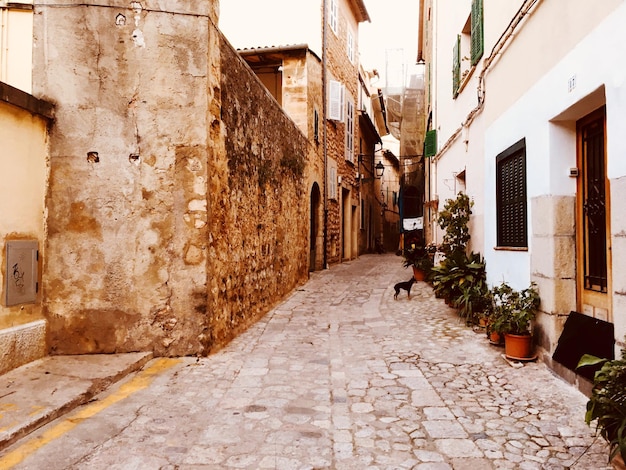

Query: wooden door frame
[576,106,612,321]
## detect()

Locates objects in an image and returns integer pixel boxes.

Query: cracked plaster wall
[33,1,308,356]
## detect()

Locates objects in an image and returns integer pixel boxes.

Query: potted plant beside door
[577,344,626,469]
[490,281,540,360]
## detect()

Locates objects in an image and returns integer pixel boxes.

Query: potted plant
[455,280,491,326]
[402,244,433,281]
[577,346,626,468]
[449,252,489,325]
[490,281,540,360]
[437,192,473,258]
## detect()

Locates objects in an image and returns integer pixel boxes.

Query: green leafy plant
[401,231,433,277]
[454,275,491,324]
[403,247,434,273]
[489,282,540,335]
[437,192,473,257]
[430,251,487,320]
[577,345,626,463]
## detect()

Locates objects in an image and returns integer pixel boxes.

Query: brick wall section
[33,1,309,356]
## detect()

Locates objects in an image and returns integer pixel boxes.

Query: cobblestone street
[1,254,609,469]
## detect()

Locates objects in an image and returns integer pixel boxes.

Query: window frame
[328,79,344,121]
[347,28,354,63]
[328,165,338,200]
[495,138,528,249]
[329,0,338,35]
[345,95,354,162]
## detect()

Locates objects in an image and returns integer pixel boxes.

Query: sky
[359,0,420,90]
[219,0,420,90]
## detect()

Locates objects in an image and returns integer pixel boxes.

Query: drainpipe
[417,0,425,63]
[322,0,328,269]
[1,7,8,82]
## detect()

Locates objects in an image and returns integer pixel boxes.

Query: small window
[328,79,344,121]
[452,0,483,98]
[345,97,354,162]
[329,0,338,34]
[347,29,354,63]
[329,165,337,200]
[314,108,319,143]
[496,139,527,248]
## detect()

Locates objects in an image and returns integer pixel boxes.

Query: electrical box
[5,240,38,306]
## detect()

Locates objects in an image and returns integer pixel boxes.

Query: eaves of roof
[350,0,371,23]
[238,44,321,63]
[0,81,54,120]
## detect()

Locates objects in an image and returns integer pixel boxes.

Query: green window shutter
[452,35,460,98]
[424,129,437,158]
[471,0,484,65]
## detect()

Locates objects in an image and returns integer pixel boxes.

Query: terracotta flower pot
[504,333,534,360]
[612,452,626,470]
[489,331,502,345]
[412,266,426,282]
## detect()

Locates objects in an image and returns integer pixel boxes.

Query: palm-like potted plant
[490,282,540,360]
[578,346,626,468]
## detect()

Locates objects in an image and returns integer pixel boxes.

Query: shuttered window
[496,139,527,248]
[424,129,437,157]
[328,80,344,121]
[452,35,460,98]
[470,0,484,65]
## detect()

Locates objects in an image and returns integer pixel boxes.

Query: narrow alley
[0,254,609,469]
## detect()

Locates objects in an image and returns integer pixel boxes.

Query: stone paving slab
[0,352,153,451]
[0,254,614,469]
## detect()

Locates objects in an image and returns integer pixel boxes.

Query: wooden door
[576,106,612,321]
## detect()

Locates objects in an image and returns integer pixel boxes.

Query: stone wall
[531,195,577,373]
[33,1,309,357]
[208,39,309,350]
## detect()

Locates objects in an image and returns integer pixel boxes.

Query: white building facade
[422,0,626,381]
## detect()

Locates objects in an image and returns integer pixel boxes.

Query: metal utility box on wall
[5,240,39,306]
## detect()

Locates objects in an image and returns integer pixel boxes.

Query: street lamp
[375,161,385,179]
[358,155,385,182]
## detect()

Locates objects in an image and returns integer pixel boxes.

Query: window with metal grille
[496,139,527,248]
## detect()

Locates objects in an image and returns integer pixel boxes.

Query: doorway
[576,106,612,321]
[310,183,322,271]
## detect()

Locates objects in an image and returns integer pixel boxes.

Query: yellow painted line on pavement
[0,358,180,469]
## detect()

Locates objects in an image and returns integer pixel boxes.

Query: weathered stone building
[0,0,319,371]
[220,0,375,267]
[237,45,326,272]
